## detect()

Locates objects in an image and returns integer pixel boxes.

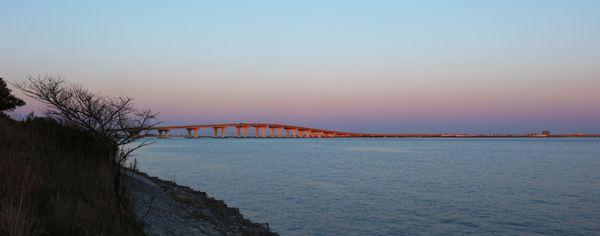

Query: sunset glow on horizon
[2,1,600,133]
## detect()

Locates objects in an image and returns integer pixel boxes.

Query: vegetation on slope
[0,116,142,235]
[0,76,156,235]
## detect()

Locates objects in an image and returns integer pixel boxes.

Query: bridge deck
[142,123,598,139]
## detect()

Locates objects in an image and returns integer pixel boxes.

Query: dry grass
[0,116,142,235]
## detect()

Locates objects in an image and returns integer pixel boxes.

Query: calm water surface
[132,138,600,235]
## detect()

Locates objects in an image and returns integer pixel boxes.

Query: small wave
[349,146,413,153]
[439,218,479,228]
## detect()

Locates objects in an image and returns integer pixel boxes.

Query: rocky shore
[125,170,277,236]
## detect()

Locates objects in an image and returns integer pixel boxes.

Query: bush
[0,116,143,235]
[1,76,156,235]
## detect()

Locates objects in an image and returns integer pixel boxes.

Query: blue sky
[2,1,600,133]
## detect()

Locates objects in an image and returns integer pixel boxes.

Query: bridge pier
[158,129,170,139]
[253,125,268,138]
[235,125,250,138]
[297,129,311,138]
[212,126,227,138]
[285,128,298,138]
[186,128,200,138]
[213,127,219,138]
[267,125,284,138]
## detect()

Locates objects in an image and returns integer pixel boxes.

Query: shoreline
[125,169,277,236]
[144,135,600,138]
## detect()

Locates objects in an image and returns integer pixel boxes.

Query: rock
[125,170,277,236]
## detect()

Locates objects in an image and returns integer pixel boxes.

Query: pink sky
[3,1,600,133]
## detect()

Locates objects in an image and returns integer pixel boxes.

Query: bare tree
[15,75,160,214]
[16,75,159,164]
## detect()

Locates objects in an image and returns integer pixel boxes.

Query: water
[132,138,600,235]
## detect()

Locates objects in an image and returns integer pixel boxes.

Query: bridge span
[147,123,444,139]
[143,123,598,139]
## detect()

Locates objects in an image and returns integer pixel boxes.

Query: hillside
[0,115,142,235]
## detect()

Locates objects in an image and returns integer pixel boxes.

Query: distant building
[542,130,551,136]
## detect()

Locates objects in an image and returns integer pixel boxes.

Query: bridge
[142,123,599,139]
[147,123,447,139]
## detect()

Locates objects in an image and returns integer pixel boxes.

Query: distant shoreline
[141,134,600,138]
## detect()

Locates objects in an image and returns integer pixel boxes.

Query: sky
[2,0,600,133]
